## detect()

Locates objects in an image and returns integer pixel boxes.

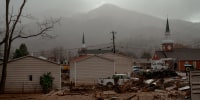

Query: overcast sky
[1,0,200,22]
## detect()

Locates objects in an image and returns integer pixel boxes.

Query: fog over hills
[13,4,200,57]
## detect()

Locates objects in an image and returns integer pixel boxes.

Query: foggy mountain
[14,4,200,57]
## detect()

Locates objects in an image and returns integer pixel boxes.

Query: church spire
[165,18,170,35]
[162,17,174,52]
[82,32,85,48]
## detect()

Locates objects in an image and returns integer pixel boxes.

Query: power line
[30,43,112,54]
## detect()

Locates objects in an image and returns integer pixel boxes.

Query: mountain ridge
[13,4,200,57]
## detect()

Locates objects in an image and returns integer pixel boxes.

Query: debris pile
[101,70,190,99]
[47,70,190,100]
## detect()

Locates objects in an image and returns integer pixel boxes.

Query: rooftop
[155,48,200,60]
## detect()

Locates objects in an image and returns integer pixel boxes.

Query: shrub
[40,72,54,93]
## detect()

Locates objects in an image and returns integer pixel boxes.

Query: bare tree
[51,47,66,64]
[0,0,59,93]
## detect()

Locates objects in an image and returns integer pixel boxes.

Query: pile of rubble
[95,70,190,99]
[119,70,190,99]
[46,71,190,100]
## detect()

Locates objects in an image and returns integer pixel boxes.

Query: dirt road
[0,94,93,100]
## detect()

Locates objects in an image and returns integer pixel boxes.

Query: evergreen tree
[141,52,151,59]
[19,43,29,56]
[13,49,22,58]
[13,43,29,58]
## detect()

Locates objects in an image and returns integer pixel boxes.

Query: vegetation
[141,51,151,59]
[40,72,54,93]
[13,43,29,58]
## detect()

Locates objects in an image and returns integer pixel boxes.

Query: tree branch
[8,6,14,25]
[11,18,60,41]
[12,26,52,41]
[0,38,5,45]
[9,0,26,41]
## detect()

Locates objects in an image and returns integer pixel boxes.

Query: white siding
[70,56,114,85]
[101,53,133,74]
[0,56,61,93]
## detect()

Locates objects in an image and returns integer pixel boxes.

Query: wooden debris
[125,94,136,100]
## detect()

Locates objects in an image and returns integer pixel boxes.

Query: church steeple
[162,18,174,52]
[165,18,170,38]
[165,18,170,33]
[82,32,86,48]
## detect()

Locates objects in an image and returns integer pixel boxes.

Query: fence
[190,71,200,100]
[5,82,42,93]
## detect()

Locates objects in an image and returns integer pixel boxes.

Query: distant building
[78,32,112,55]
[152,18,200,71]
[153,48,200,71]
[135,58,151,69]
[78,49,112,55]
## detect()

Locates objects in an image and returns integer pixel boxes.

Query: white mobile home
[0,56,61,93]
[70,55,114,85]
[100,53,133,75]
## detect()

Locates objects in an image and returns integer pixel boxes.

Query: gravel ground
[0,92,186,100]
[0,94,94,100]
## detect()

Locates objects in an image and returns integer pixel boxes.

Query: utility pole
[111,31,117,53]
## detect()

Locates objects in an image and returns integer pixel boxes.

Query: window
[29,75,32,81]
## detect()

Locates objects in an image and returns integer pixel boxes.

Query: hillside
[13,4,200,57]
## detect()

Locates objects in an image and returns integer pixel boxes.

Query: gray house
[0,56,61,93]
[70,55,114,85]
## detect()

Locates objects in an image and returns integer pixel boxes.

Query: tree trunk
[0,32,9,93]
[0,0,10,94]
[0,59,8,93]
